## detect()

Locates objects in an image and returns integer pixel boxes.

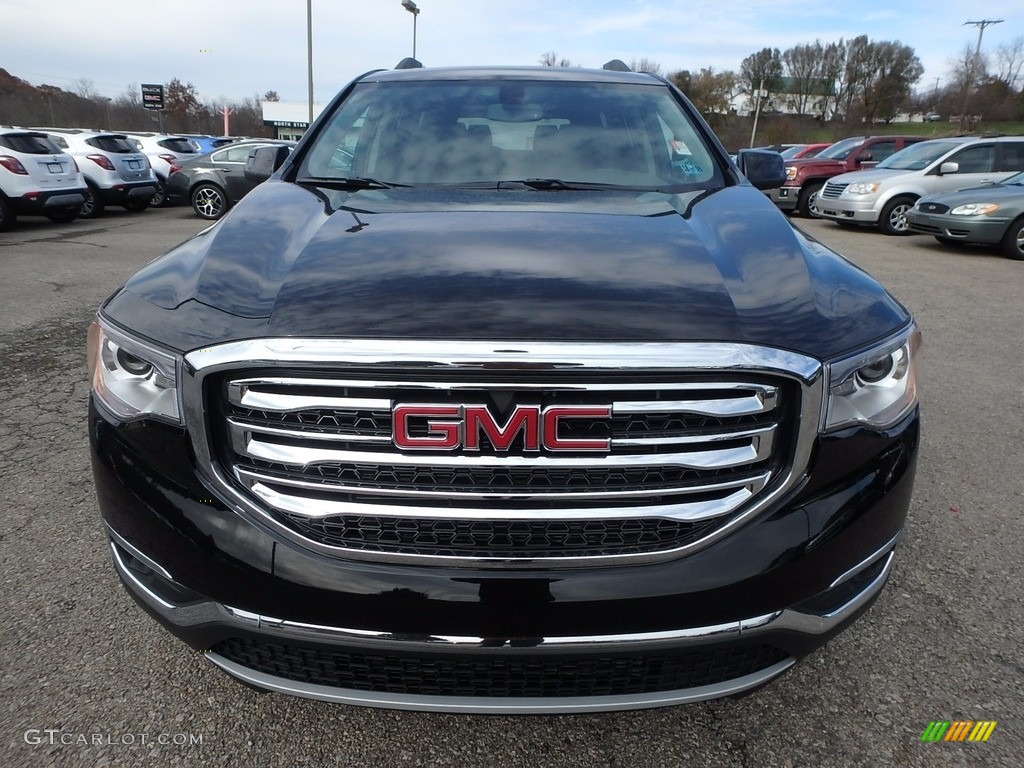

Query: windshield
[778,145,808,159]
[299,79,723,191]
[815,137,864,160]
[1000,171,1024,185]
[876,141,963,171]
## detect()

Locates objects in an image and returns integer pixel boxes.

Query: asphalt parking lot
[1,206,1021,767]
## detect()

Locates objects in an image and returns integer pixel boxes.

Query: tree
[993,37,1024,90]
[782,42,822,116]
[671,68,738,116]
[630,58,663,76]
[539,52,573,67]
[859,41,923,122]
[263,90,280,102]
[164,78,201,131]
[739,48,782,111]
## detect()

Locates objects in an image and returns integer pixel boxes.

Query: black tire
[797,182,824,218]
[0,196,14,232]
[150,176,168,208]
[999,217,1024,260]
[122,198,150,213]
[45,208,79,224]
[79,182,104,219]
[879,196,916,236]
[191,183,227,220]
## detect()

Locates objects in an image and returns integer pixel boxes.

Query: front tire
[797,182,823,218]
[79,182,104,219]
[191,183,227,220]
[879,196,916,236]
[1000,217,1024,260]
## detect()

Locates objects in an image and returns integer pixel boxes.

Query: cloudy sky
[3,0,1022,105]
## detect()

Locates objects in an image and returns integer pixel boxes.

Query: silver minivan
[816,136,1024,235]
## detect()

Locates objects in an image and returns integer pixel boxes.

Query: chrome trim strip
[227,376,782,394]
[108,542,177,610]
[234,466,771,502]
[186,340,822,383]
[203,654,796,714]
[614,424,774,448]
[104,523,173,580]
[828,532,902,589]
[180,339,824,567]
[248,480,758,522]
[235,433,772,471]
[228,382,390,412]
[612,391,776,417]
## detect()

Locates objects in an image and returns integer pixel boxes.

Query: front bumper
[906,210,1010,244]
[90,392,918,712]
[768,185,799,211]
[817,198,879,224]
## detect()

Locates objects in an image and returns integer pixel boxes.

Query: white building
[261,100,326,141]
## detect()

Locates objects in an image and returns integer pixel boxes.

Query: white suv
[124,133,199,207]
[0,127,86,231]
[34,129,158,218]
[817,136,1024,235]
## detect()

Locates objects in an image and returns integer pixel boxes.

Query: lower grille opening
[211,637,790,697]
[279,512,731,558]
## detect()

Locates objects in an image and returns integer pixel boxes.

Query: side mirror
[938,161,959,176]
[245,145,290,183]
[736,149,786,190]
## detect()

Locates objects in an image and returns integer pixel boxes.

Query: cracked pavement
[0,208,1021,767]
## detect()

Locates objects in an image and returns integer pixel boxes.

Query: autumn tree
[671,68,738,116]
[164,78,202,131]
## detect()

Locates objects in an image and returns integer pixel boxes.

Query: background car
[0,127,86,230]
[179,134,240,154]
[33,129,157,218]
[817,136,1024,235]
[907,171,1024,259]
[777,143,831,160]
[124,133,199,207]
[165,139,295,219]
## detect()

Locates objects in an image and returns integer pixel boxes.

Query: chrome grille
[183,340,822,566]
[820,182,848,199]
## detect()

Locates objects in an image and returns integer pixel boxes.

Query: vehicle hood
[829,168,906,186]
[108,181,909,360]
[785,157,846,173]
[918,182,1024,206]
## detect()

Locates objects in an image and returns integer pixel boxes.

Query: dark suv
[89,62,920,713]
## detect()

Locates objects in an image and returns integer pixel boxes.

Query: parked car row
[0,126,290,230]
[754,133,1024,260]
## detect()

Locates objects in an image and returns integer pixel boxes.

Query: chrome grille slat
[182,339,821,567]
[233,466,771,502]
[233,431,774,471]
[248,481,761,522]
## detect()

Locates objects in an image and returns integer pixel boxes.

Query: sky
[2,0,1022,106]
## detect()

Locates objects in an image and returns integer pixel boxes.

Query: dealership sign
[141,84,164,110]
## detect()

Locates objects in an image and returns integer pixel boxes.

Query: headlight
[824,326,920,431]
[846,182,880,195]
[88,317,182,424]
[785,166,797,181]
[950,203,999,216]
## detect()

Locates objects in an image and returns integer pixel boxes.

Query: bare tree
[263,90,280,102]
[539,52,573,67]
[71,78,98,100]
[993,37,1024,90]
[630,58,663,76]
[739,47,783,112]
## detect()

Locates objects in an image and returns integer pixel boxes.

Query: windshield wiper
[299,176,410,190]
[499,179,628,191]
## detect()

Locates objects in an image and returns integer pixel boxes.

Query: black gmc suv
[88,62,920,713]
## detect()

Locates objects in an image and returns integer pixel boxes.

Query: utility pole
[307,0,314,125]
[959,19,1003,131]
[749,78,765,147]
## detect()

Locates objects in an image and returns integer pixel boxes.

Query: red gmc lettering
[464,405,540,451]
[392,404,462,450]
[392,404,611,452]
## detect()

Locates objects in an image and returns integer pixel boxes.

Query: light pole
[401,0,419,59]
[306,0,314,125]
